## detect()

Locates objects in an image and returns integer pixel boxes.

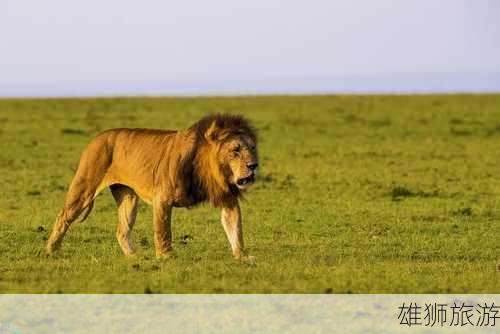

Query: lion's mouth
[236,174,255,188]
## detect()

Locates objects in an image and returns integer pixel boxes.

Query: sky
[1,0,500,96]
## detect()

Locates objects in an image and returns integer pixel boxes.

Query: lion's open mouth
[236,174,255,188]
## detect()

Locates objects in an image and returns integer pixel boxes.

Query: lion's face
[220,135,258,190]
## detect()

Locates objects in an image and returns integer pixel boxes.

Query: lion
[46,114,259,261]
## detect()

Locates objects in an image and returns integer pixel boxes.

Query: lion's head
[191,114,258,206]
[216,128,258,190]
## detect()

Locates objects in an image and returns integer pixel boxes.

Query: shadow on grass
[391,185,439,202]
[61,128,88,136]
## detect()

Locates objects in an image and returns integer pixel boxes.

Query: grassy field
[0,94,499,293]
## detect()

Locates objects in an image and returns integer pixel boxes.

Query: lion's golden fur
[46,114,258,259]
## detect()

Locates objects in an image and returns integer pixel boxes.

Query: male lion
[46,114,258,261]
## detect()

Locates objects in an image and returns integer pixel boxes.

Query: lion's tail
[75,200,95,224]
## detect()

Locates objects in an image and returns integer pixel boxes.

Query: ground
[0,94,498,293]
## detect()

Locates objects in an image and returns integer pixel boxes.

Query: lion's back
[80,127,178,174]
[93,128,176,161]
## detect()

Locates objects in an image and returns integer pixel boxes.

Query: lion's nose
[247,163,258,172]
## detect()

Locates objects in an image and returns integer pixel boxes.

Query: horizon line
[1,90,500,100]
[1,72,499,98]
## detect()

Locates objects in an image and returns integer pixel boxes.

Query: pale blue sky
[1,0,499,96]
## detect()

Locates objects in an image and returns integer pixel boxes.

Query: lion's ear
[204,121,220,141]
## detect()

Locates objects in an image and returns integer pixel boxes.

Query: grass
[0,94,499,293]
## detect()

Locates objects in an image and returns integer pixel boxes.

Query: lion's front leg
[221,202,254,262]
[153,198,174,259]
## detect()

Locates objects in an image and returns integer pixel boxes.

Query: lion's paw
[156,250,177,260]
[123,251,138,259]
[238,255,256,265]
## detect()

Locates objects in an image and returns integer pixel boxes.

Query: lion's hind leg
[46,183,97,254]
[110,184,139,256]
[47,133,114,255]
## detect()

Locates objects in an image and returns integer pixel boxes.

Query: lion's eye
[233,145,241,154]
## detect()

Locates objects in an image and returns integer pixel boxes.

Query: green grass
[0,94,499,293]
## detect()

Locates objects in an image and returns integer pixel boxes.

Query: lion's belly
[101,167,154,205]
[128,184,153,205]
[172,195,203,208]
